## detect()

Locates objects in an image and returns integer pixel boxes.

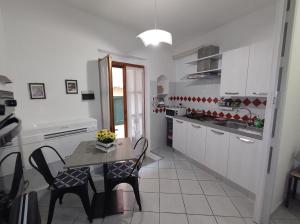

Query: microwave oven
[165,107,186,118]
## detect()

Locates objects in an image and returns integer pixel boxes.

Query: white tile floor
[271,200,300,224]
[38,146,255,224]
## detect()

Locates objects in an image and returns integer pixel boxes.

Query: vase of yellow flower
[96,129,116,149]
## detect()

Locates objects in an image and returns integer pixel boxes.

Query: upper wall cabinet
[246,40,273,97]
[220,46,250,97]
[220,40,273,97]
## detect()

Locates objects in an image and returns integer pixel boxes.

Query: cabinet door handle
[211,130,224,135]
[175,120,183,124]
[225,92,239,95]
[191,124,201,128]
[236,137,255,144]
[253,92,268,96]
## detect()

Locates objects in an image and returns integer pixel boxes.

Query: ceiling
[62,0,274,46]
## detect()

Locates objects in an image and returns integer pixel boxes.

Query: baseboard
[147,151,162,161]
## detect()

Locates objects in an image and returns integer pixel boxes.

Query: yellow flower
[96,129,116,142]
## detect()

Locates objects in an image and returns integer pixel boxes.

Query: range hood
[183,46,222,80]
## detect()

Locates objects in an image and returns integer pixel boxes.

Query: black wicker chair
[28,146,96,224]
[103,137,148,211]
[0,152,23,221]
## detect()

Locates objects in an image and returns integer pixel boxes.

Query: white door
[220,46,250,97]
[173,119,187,154]
[205,128,230,176]
[126,66,145,142]
[186,122,207,164]
[246,40,273,97]
[227,134,261,193]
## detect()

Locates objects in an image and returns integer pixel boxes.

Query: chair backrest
[0,152,23,201]
[128,137,148,177]
[28,146,65,187]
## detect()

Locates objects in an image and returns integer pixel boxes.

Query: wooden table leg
[286,175,293,207]
[293,177,298,199]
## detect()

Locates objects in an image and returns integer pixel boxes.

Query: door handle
[236,137,255,144]
[175,120,183,124]
[191,124,201,128]
[253,92,268,96]
[211,130,224,135]
[267,147,273,174]
[225,92,239,95]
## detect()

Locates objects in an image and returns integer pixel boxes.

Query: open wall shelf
[185,53,222,65]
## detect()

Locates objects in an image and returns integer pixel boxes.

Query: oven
[165,107,186,146]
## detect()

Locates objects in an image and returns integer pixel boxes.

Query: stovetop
[185,113,215,122]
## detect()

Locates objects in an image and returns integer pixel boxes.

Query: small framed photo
[65,80,78,94]
[28,83,46,99]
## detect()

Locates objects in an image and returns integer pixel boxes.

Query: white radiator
[21,118,97,169]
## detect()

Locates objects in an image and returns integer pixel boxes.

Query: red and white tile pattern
[152,95,266,122]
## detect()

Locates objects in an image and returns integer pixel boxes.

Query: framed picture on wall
[28,83,46,99]
[65,79,78,94]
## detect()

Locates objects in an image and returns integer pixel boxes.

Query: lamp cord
[154,0,157,29]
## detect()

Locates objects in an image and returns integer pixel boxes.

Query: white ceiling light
[137,0,172,47]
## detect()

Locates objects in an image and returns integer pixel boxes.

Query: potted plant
[96,129,116,148]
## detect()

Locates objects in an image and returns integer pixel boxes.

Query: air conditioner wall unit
[21,117,98,169]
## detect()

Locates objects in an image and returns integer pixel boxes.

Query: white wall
[174,4,276,56]
[272,0,300,210]
[0,6,5,74]
[0,0,138,128]
[0,0,174,152]
[171,4,276,122]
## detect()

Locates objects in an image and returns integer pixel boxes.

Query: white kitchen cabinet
[227,134,262,193]
[220,46,250,97]
[205,128,230,176]
[246,40,273,97]
[186,122,207,164]
[173,118,188,154]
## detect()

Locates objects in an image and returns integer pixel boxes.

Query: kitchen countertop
[173,115,263,140]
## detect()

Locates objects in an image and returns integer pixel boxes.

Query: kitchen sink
[213,120,247,128]
[213,120,263,136]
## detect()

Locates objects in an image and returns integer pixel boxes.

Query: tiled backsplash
[152,81,266,122]
[153,96,266,120]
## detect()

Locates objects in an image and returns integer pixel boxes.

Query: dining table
[64,138,140,218]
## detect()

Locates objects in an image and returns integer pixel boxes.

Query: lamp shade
[137,29,172,47]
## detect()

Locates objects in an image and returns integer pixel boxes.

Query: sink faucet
[238,107,252,127]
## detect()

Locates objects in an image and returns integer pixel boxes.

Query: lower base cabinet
[173,119,188,154]
[227,134,261,193]
[186,122,207,164]
[172,118,262,194]
[205,128,230,177]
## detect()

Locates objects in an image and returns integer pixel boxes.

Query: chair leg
[47,191,59,224]
[104,179,112,194]
[131,180,142,211]
[77,185,93,223]
[88,174,97,193]
[286,176,293,207]
[59,195,64,205]
[293,177,298,199]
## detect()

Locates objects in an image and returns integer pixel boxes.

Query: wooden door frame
[111,61,128,137]
[111,61,145,138]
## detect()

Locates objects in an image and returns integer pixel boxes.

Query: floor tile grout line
[159,149,191,223]
[219,181,248,221]
[191,166,217,223]
[158,157,161,224]
[175,159,190,224]
[144,148,251,222]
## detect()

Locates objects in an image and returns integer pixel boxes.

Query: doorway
[99,58,145,141]
[111,63,127,138]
